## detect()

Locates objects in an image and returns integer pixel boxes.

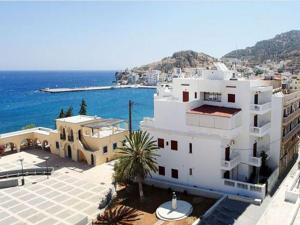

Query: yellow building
[0,115,128,166]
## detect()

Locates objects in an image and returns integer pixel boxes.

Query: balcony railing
[250,122,271,137]
[140,117,155,127]
[283,108,300,125]
[248,156,262,167]
[223,178,266,199]
[221,154,240,170]
[250,102,271,114]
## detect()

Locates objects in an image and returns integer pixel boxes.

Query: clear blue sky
[0,1,299,70]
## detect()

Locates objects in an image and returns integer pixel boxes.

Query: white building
[141,66,281,200]
[144,70,161,86]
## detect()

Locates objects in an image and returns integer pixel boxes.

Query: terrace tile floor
[0,149,115,225]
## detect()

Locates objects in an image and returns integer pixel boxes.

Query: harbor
[40,84,156,93]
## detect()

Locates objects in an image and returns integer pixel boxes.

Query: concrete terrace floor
[0,149,115,225]
[256,157,300,225]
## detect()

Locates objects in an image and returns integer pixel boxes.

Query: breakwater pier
[40,85,156,93]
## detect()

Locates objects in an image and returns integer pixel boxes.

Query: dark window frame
[103,146,108,154]
[228,94,235,103]
[171,169,178,179]
[189,143,192,154]
[158,166,165,176]
[171,140,178,151]
[158,138,164,148]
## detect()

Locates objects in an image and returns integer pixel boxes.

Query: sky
[0,1,299,70]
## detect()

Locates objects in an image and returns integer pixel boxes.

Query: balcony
[223,178,266,199]
[140,117,155,128]
[283,108,300,125]
[250,102,271,114]
[221,154,240,170]
[250,122,271,137]
[247,156,262,167]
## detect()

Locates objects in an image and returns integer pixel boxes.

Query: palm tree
[115,130,159,199]
[93,206,140,225]
[79,99,87,115]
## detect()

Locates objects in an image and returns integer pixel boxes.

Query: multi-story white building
[141,65,281,199]
[144,70,161,86]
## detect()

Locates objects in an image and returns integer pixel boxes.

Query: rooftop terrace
[189,105,241,118]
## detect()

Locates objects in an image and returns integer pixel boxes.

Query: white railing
[0,127,54,138]
[248,156,262,167]
[141,117,155,127]
[223,178,266,199]
[221,154,240,170]
[250,102,271,112]
[267,167,279,193]
[250,122,271,137]
[285,170,300,203]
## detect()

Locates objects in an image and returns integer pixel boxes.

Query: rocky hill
[133,50,217,73]
[223,30,300,72]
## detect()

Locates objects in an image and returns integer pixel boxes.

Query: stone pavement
[0,149,115,225]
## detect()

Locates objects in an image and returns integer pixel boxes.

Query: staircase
[78,136,93,152]
[200,198,250,225]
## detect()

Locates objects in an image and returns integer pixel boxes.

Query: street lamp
[44,156,50,179]
[18,158,25,185]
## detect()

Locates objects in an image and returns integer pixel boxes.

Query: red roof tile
[189,105,241,118]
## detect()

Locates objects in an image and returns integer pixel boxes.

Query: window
[122,140,126,146]
[228,94,235,103]
[194,92,197,99]
[189,168,193,176]
[182,91,189,102]
[103,146,108,154]
[159,166,165,176]
[158,138,164,148]
[56,142,59,149]
[171,140,178,150]
[204,92,221,102]
[171,169,178,179]
[113,143,117,150]
[189,143,192,154]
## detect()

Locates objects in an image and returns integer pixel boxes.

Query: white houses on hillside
[141,64,286,200]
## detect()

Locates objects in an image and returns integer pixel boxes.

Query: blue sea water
[0,71,155,133]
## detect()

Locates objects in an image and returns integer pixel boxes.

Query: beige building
[271,89,300,177]
[280,91,300,173]
[0,115,128,166]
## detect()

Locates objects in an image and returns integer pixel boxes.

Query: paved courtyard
[0,149,115,225]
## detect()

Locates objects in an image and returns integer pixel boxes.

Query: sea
[0,71,155,134]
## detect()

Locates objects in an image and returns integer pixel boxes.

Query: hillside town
[2,29,300,225]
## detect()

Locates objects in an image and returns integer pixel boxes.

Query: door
[182,91,189,102]
[67,145,72,159]
[254,115,258,127]
[78,130,82,141]
[254,94,258,104]
[253,142,257,157]
[224,171,230,179]
[225,147,230,161]
[91,154,95,166]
